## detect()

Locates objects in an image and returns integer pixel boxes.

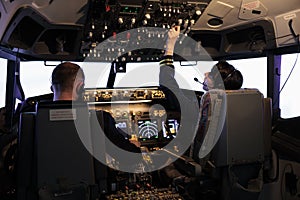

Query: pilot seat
[17,101,107,200]
[161,88,272,200]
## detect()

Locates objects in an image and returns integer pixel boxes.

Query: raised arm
[159,26,181,90]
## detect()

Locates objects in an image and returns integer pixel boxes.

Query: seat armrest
[175,155,202,177]
[161,148,202,176]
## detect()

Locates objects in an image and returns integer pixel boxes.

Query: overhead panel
[0,0,89,60]
[0,0,213,61]
[80,0,212,62]
[207,1,234,19]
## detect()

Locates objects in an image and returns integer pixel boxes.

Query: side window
[280,53,300,118]
[0,58,7,107]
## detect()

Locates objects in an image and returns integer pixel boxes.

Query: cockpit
[0,0,300,200]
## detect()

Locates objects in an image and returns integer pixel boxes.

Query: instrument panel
[84,87,166,102]
[84,87,180,147]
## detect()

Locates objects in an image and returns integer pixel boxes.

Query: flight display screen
[162,119,179,139]
[137,119,159,140]
[115,120,129,135]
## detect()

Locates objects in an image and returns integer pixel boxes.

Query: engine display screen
[162,119,179,139]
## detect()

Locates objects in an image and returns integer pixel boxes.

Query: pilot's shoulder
[17,93,53,113]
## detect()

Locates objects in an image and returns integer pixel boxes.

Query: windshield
[280,53,300,118]
[19,58,267,98]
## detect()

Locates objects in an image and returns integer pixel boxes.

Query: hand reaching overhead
[165,26,180,56]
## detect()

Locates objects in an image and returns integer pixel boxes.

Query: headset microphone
[194,77,204,85]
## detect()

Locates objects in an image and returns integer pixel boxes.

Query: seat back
[210,89,265,167]
[172,89,227,176]
[17,101,106,200]
[89,110,108,195]
[194,89,227,163]
[35,101,95,189]
[205,89,267,200]
[263,98,272,163]
[17,112,36,200]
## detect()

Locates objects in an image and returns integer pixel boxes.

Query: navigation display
[137,119,158,140]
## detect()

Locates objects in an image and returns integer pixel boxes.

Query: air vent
[207,18,223,28]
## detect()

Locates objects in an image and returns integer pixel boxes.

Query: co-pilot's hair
[210,60,243,90]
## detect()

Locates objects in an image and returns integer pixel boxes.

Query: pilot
[159,26,244,186]
[159,26,201,183]
[50,62,141,153]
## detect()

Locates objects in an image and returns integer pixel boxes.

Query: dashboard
[18,86,202,150]
[84,87,190,149]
